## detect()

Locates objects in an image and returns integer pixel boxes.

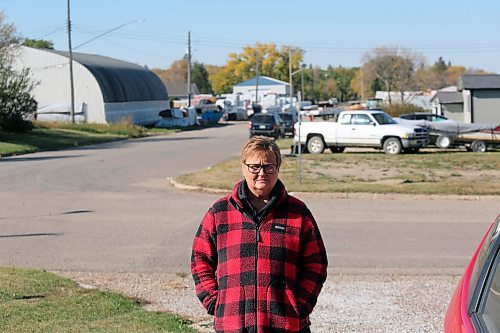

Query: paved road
[0,122,498,275]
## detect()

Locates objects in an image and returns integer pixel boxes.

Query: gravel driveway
[55,271,460,333]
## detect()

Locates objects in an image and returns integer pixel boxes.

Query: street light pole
[300,65,304,100]
[292,66,305,184]
[297,90,302,183]
[288,48,305,184]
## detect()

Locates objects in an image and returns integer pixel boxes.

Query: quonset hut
[14,46,168,125]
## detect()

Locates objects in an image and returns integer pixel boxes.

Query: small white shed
[14,46,169,125]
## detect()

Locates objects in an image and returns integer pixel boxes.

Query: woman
[191,136,328,333]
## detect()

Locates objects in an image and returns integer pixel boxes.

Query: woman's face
[241,151,279,199]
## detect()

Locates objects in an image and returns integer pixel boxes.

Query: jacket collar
[229,179,287,210]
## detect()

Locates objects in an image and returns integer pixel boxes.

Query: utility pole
[288,49,293,108]
[255,52,259,105]
[361,67,365,101]
[67,0,75,123]
[187,31,192,107]
[310,64,315,104]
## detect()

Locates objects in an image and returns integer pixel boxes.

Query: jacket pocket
[266,278,301,331]
[214,284,246,332]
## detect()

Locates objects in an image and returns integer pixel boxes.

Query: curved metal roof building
[15,46,169,125]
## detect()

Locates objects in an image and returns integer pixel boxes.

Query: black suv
[249,113,285,139]
[280,113,297,137]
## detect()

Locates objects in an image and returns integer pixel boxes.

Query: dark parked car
[249,113,285,139]
[400,113,449,122]
[280,112,297,137]
[444,215,500,333]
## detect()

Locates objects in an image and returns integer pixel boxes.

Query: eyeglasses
[244,163,278,174]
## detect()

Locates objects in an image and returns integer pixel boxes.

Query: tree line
[1,9,493,133]
[153,43,491,103]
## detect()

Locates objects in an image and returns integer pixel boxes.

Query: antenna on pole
[67,0,76,123]
[187,31,192,107]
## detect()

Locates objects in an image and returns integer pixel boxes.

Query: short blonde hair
[241,136,282,168]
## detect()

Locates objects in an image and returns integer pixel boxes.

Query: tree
[153,60,214,95]
[301,64,322,103]
[350,68,368,100]
[0,66,38,131]
[434,56,448,73]
[327,66,358,101]
[416,56,450,90]
[320,77,338,100]
[23,38,54,49]
[153,59,188,85]
[362,46,424,104]
[416,58,491,91]
[209,43,304,95]
[191,62,212,94]
[0,11,37,132]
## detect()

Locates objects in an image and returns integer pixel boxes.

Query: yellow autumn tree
[209,43,304,95]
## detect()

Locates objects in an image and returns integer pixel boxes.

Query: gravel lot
[55,271,460,333]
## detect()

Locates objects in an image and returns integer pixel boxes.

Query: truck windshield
[372,112,397,125]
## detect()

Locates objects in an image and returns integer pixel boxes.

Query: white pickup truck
[294,109,429,154]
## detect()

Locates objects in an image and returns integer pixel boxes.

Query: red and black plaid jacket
[191,180,328,333]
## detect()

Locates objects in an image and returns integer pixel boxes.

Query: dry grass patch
[177,145,500,195]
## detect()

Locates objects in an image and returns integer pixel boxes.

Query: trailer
[396,118,500,152]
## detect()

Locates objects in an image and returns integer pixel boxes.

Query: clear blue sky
[2,0,500,73]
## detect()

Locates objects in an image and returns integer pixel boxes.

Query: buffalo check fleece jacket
[191,180,328,333]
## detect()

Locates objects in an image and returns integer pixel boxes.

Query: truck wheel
[329,146,345,153]
[436,135,452,149]
[470,140,487,153]
[383,138,402,155]
[307,136,325,154]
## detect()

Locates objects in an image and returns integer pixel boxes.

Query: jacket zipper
[229,197,265,327]
[254,217,265,326]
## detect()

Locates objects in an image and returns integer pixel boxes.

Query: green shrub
[382,103,426,117]
[0,67,38,132]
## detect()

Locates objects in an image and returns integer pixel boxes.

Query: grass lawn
[0,267,197,333]
[0,128,128,157]
[0,121,228,157]
[0,121,180,157]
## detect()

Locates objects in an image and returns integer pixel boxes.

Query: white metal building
[14,46,169,125]
[233,76,290,100]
